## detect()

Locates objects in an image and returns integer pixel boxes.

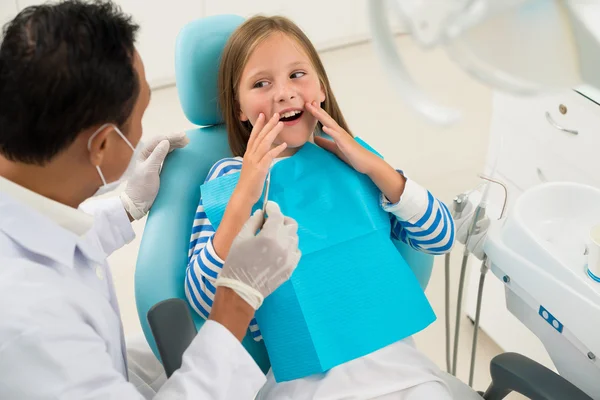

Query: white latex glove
[138,132,190,161]
[120,132,189,220]
[455,200,489,260]
[215,201,301,310]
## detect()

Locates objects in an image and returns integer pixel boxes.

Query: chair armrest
[483,352,592,400]
[147,298,198,377]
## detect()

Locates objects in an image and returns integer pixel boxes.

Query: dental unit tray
[484,182,600,399]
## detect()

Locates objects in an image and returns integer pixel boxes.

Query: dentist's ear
[87,125,115,166]
[239,108,249,122]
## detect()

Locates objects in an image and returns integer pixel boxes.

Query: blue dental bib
[200,141,435,382]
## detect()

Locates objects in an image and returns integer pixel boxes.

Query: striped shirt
[185,157,455,342]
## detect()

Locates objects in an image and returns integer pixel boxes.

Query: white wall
[9,0,403,88]
[0,1,18,26]
[115,0,205,88]
[204,0,376,50]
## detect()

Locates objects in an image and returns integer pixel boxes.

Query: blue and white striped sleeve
[383,174,455,255]
[184,157,263,342]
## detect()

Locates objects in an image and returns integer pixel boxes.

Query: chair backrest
[135,14,434,375]
[134,14,271,373]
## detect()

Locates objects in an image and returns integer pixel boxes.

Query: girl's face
[237,32,326,156]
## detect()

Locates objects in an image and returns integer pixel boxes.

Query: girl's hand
[306,101,406,203]
[306,101,380,175]
[235,113,287,204]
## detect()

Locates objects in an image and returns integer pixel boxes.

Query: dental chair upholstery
[134,13,434,371]
[134,14,271,374]
[135,15,592,400]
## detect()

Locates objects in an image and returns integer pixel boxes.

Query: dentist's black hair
[0,0,139,165]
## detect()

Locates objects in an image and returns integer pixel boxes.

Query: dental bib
[201,140,435,382]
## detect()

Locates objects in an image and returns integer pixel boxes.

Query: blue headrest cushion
[175,14,244,126]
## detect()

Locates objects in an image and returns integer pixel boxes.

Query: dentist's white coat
[0,178,266,399]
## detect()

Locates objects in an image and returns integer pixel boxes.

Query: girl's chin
[276,132,315,149]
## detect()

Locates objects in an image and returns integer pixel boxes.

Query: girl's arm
[185,159,262,341]
[305,101,455,254]
[364,157,455,255]
[186,113,287,342]
[383,175,455,255]
[211,113,287,261]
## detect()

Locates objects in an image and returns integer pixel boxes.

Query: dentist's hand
[120,132,190,220]
[215,201,301,310]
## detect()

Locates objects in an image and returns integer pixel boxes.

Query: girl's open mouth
[279,110,303,123]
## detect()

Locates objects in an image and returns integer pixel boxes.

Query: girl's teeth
[282,110,300,118]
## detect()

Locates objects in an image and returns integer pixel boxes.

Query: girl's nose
[275,81,296,103]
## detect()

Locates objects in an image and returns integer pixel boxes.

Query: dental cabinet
[465,86,600,371]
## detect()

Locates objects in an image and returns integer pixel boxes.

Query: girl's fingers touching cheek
[247,113,265,153]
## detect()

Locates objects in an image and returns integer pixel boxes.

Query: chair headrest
[175,14,244,126]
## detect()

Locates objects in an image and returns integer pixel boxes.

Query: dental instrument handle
[464,203,487,257]
[445,193,468,374]
[453,200,487,374]
[452,252,470,376]
[445,253,452,373]
[469,257,488,387]
[453,200,487,375]
[453,193,469,220]
[261,170,271,225]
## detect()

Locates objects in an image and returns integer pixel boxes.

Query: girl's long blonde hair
[218,15,352,157]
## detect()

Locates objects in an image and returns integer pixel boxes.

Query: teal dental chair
[135,14,270,374]
[134,15,590,400]
[134,13,434,372]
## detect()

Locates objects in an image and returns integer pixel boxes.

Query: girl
[185,16,455,400]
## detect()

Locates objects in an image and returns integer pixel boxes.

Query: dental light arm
[368,0,600,125]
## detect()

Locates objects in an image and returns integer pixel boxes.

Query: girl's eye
[253,81,269,89]
[290,71,306,79]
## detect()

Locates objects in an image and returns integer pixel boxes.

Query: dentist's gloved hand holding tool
[217,201,301,311]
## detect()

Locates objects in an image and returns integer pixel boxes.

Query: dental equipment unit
[366,1,600,396]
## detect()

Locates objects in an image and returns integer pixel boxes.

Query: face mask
[87,123,142,197]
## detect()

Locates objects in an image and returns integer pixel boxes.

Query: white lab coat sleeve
[0,309,265,399]
[0,302,152,399]
[79,197,136,256]
[157,320,267,399]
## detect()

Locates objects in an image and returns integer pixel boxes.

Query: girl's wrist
[366,157,407,203]
[229,187,255,216]
[212,189,254,261]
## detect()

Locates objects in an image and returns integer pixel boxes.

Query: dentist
[0,1,300,399]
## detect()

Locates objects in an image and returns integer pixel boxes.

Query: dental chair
[134,14,591,400]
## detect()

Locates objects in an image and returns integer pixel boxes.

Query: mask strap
[112,126,136,152]
[87,123,135,152]
[88,123,134,190]
[96,166,108,186]
[88,123,111,151]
